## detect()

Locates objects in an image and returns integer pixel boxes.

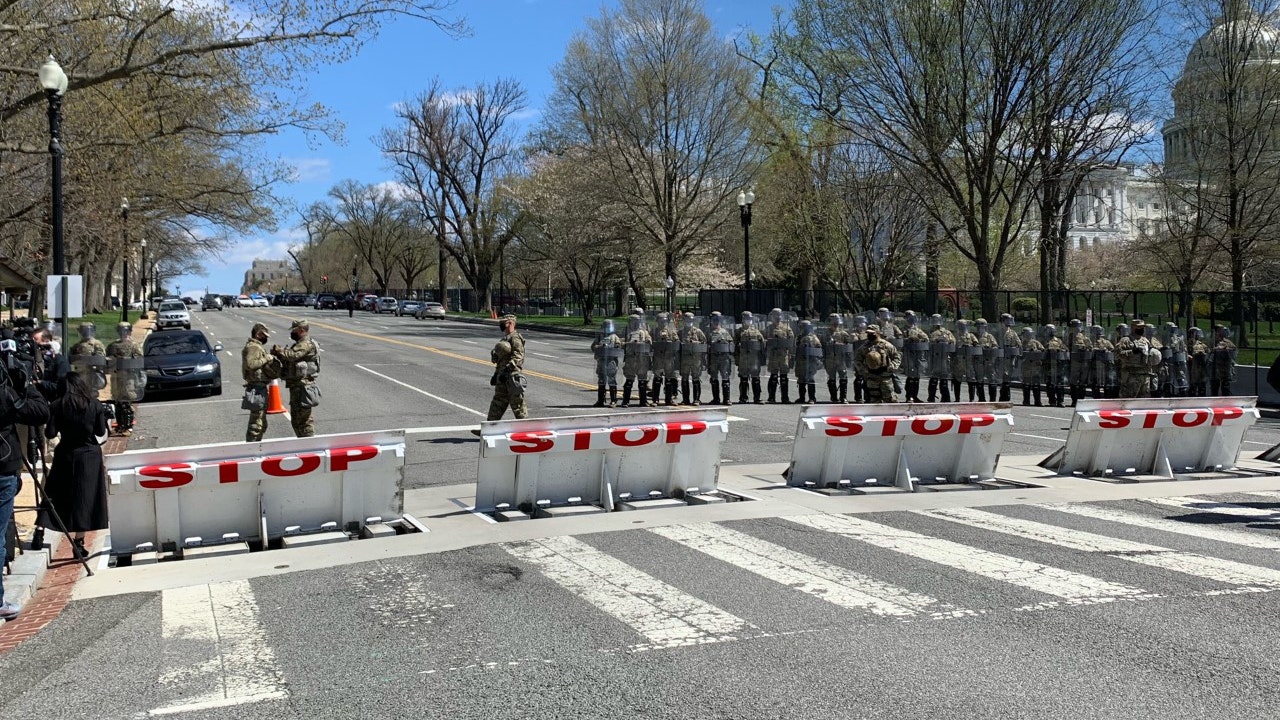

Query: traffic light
[321,274,328,284]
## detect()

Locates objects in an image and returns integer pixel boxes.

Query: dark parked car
[201,294,224,311]
[315,293,338,309]
[143,330,223,397]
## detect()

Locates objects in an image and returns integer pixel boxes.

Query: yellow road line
[259,310,594,390]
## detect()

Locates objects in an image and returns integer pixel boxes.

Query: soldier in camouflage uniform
[850,315,870,402]
[620,313,654,408]
[954,319,979,401]
[706,311,735,405]
[1211,325,1237,396]
[823,313,853,403]
[678,312,707,405]
[650,312,681,406]
[974,318,999,402]
[242,322,282,442]
[1162,323,1189,397]
[793,320,823,404]
[764,308,795,404]
[854,325,902,403]
[1115,319,1156,399]
[272,319,320,437]
[1188,327,1210,397]
[735,311,765,404]
[106,321,144,435]
[486,315,529,420]
[591,319,623,408]
[998,314,1021,402]
[1043,324,1069,407]
[70,322,108,392]
[1066,318,1092,407]
[1089,325,1116,399]
[877,308,903,397]
[901,311,929,403]
[927,314,955,402]
[1020,327,1045,406]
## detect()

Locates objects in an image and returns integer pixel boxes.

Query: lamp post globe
[40,55,70,348]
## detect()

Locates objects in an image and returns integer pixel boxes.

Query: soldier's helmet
[601,319,615,335]
[1215,324,1231,338]
[1190,327,1203,339]
[865,346,885,370]
[930,313,944,327]
[799,320,813,335]
[682,312,695,328]
[491,340,512,362]
[116,321,131,332]
[828,313,843,328]
[1090,324,1103,337]
[656,312,670,328]
[975,318,988,333]
[877,307,891,319]
[956,319,970,333]
[1116,323,1130,337]
[79,322,95,337]
[904,310,917,325]
[1020,326,1034,338]
[710,311,723,328]
[769,308,783,323]
[1069,318,1082,328]
[741,311,755,328]
[628,313,644,333]
[1000,313,1014,325]
[853,315,868,329]
[1044,323,1057,336]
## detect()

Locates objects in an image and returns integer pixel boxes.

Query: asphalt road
[2,307,1280,719]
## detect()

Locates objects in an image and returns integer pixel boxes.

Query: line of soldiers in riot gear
[590,307,1240,407]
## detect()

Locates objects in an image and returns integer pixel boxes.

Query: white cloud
[214,228,306,268]
[372,180,414,199]
[286,157,332,183]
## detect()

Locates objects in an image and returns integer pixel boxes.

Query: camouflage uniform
[273,320,319,437]
[877,308,903,397]
[927,315,956,402]
[706,312,735,405]
[735,311,765,404]
[974,319,999,402]
[70,322,108,392]
[1067,320,1093,406]
[1211,326,1237,396]
[620,314,654,408]
[849,316,870,402]
[954,320,980,402]
[1115,321,1156,399]
[823,314,853,403]
[242,324,282,442]
[678,313,707,405]
[591,320,623,407]
[1088,326,1116,400]
[793,321,823,404]
[1043,326,1068,407]
[651,313,682,406]
[998,314,1021,402]
[1188,328,1210,397]
[854,328,902,403]
[1020,328,1045,406]
[487,316,529,420]
[106,322,143,434]
[763,308,795,404]
[901,311,930,403]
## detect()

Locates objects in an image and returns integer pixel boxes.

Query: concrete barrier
[785,403,1015,492]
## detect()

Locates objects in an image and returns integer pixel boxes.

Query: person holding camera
[242,322,282,442]
[43,372,110,560]
[0,341,51,621]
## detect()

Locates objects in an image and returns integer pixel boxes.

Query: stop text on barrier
[818,413,1006,438]
[505,420,715,455]
[1092,407,1247,430]
[133,444,388,491]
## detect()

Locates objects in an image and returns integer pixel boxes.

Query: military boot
[1033,386,1043,406]
[621,379,633,407]
[951,380,961,403]
[807,383,818,403]
[927,378,938,403]
[681,378,691,405]
[609,387,618,408]
[692,380,702,405]
[710,380,721,405]
[722,380,732,405]
[666,378,678,405]
[838,379,848,403]
[738,379,749,404]
[827,379,839,403]
[768,376,778,403]
[1022,386,1031,406]
[988,384,998,403]
[594,385,607,407]
[967,383,978,402]
[751,376,762,403]
[780,377,791,403]
[639,379,654,407]
[1000,383,1011,402]
[976,384,987,402]
[939,381,951,403]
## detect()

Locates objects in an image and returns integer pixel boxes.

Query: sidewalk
[1,314,150,644]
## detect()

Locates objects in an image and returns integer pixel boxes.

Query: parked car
[201,294,224,311]
[128,300,145,310]
[182,296,197,306]
[235,294,255,307]
[398,299,423,316]
[416,302,446,319]
[359,295,378,311]
[143,330,223,397]
[252,296,269,307]
[155,300,192,330]
[315,293,338,309]
[376,297,399,314]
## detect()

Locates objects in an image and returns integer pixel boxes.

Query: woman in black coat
[45,372,110,555]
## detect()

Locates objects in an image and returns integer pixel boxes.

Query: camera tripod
[12,424,94,577]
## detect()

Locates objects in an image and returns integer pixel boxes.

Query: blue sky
[187,0,782,296]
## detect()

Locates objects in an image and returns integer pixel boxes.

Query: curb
[442,314,597,338]
[3,531,64,610]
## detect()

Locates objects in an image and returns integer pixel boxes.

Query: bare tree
[380,78,529,311]
[320,181,408,295]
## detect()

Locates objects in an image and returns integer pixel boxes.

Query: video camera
[1,317,41,388]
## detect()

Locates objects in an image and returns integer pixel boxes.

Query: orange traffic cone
[266,378,287,414]
[490,308,497,319]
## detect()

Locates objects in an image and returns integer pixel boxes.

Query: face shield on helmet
[1044,324,1057,337]
[1116,324,1130,338]
[975,319,989,336]
[1190,327,1203,340]
[628,315,643,333]
[769,308,783,324]
[930,314,943,329]
[1001,313,1014,327]
[904,310,917,327]
[682,312,694,330]
[1090,325,1102,339]
[828,313,843,329]
[710,312,722,329]
[877,307,891,322]
[799,320,813,336]
[956,319,970,335]
[853,316,868,331]
[656,312,670,329]
[601,319,615,335]
[740,311,755,329]
[1020,327,1033,339]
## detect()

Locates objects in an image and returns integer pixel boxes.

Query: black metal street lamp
[665,275,674,314]
[39,55,68,346]
[737,189,755,293]
[140,237,148,309]
[120,197,129,323]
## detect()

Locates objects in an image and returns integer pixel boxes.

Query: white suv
[156,300,191,330]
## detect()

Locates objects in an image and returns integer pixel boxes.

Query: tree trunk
[924,223,939,316]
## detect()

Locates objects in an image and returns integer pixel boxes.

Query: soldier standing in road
[877,308,904,397]
[927,314,956,402]
[1089,325,1116,399]
[974,318,999,402]
[849,315,870,402]
[486,315,529,421]
[706,312,735,405]
[106,322,143,435]
[998,314,1021,402]
[1020,327,1045,406]
[272,319,320,437]
[1043,324,1069,407]
[1067,318,1092,407]
[1188,327,1210,396]
[854,325,902,403]
[620,313,654,408]
[1211,325,1238,396]
[764,308,795,404]
[793,320,823,403]
[1115,319,1156,399]
[735,311,765,404]
[954,319,979,401]
[650,312,681,406]
[243,322,282,442]
[902,311,929,403]
[678,312,707,405]
[70,322,108,392]
[70,322,106,358]
[823,314,853,403]
[591,319,623,408]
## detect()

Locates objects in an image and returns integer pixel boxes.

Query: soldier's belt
[766,337,791,351]
[653,341,678,352]
[1071,351,1090,361]
[985,347,1004,358]
[907,342,929,352]
[114,357,145,370]
[681,342,707,354]
[1004,346,1022,357]
[1052,351,1070,361]
[933,342,956,353]
[710,342,733,353]
[803,346,824,358]
[742,340,763,352]
[966,346,982,356]
[601,347,624,359]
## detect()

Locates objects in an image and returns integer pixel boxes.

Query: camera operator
[0,328,51,621]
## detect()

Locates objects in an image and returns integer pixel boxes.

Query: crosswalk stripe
[649,523,972,619]
[1142,496,1280,520]
[786,513,1146,601]
[1038,502,1280,551]
[924,507,1280,588]
[151,581,287,715]
[503,535,752,649]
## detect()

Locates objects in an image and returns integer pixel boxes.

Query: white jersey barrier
[1040,397,1259,479]
[475,409,729,513]
[106,430,406,552]
[786,403,1015,491]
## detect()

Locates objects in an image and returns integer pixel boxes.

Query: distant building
[242,259,298,293]
[1061,164,1165,251]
